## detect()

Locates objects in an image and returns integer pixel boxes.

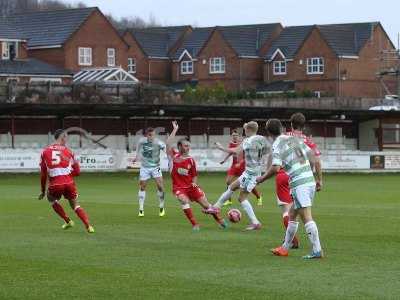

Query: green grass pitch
[1,172,399,300]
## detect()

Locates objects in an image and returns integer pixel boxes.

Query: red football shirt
[229,141,245,168]
[169,149,197,190]
[40,144,80,190]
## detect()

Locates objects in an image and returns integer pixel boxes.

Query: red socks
[183,208,198,226]
[283,215,289,228]
[52,201,70,223]
[251,188,261,199]
[75,206,90,228]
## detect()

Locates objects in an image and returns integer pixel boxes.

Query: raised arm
[166,121,179,154]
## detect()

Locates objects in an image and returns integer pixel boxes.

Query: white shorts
[139,166,163,181]
[238,172,258,193]
[291,185,316,209]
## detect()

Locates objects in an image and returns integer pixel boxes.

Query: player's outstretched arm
[256,165,280,184]
[220,153,232,164]
[215,142,243,155]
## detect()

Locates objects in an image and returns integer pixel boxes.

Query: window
[78,47,92,66]
[273,61,286,75]
[307,57,324,74]
[107,48,115,67]
[209,57,225,74]
[2,42,10,59]
[128,58,136,73]
[181,60,193,74]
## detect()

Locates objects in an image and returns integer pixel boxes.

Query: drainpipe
[239,58,242,91]
[148,60,151,85]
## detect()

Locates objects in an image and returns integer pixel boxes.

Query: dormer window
[181,60,194,74]
[273,61,286,75]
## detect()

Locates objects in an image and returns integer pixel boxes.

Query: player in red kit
[220,130,263,206]
[38,129,94,233]
[275,113,322,248]
[166,121,227,231]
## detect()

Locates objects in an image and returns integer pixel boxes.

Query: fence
[0,81,384,109]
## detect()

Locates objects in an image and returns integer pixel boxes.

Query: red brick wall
[264,25,399,98]
[338,25,398,97]
[293,28,338,95]
[173,30,263,91]
[123,32,171,85]
[124,33,148,82]
[64,10,128,72]
[18,41,28,59]
[28,47,66,68]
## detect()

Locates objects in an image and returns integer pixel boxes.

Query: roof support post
[11,115,15,149]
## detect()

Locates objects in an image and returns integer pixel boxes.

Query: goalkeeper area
[1,172,398,299]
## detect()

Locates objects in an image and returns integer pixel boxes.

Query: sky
[65,0,400,46]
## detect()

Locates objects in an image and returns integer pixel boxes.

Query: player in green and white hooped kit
[133,127,166,217]
[257,119,323,259]
[214,121,269,230]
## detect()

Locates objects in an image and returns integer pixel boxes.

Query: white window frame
[107,48,116,67]
[307,57,324,75]
[2,42,10,60]
[273,60,286,75]
[181,60,194,75]
[128,57,136,73]
[209,57,226,74]
[78,47,92,66]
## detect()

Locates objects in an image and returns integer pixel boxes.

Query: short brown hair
[265,119,283,136]
[177,138,191,147]
[243,121,258,132]
[290,113,306,130]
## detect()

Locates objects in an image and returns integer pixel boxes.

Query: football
[227,208,241,223]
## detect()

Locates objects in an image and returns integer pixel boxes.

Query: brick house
[172,23,282,90]
[6,7,129,73]
[263,22,398,98]
[172,24,283,91]
[0,19,72,83]
[122,26,192,85]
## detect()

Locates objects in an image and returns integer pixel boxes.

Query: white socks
[305,221,322,253]
[283,221,299,250]
[138,190,145,211]
[214,188,234,208]
[157,190,165,208]
[240,199,260,225]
